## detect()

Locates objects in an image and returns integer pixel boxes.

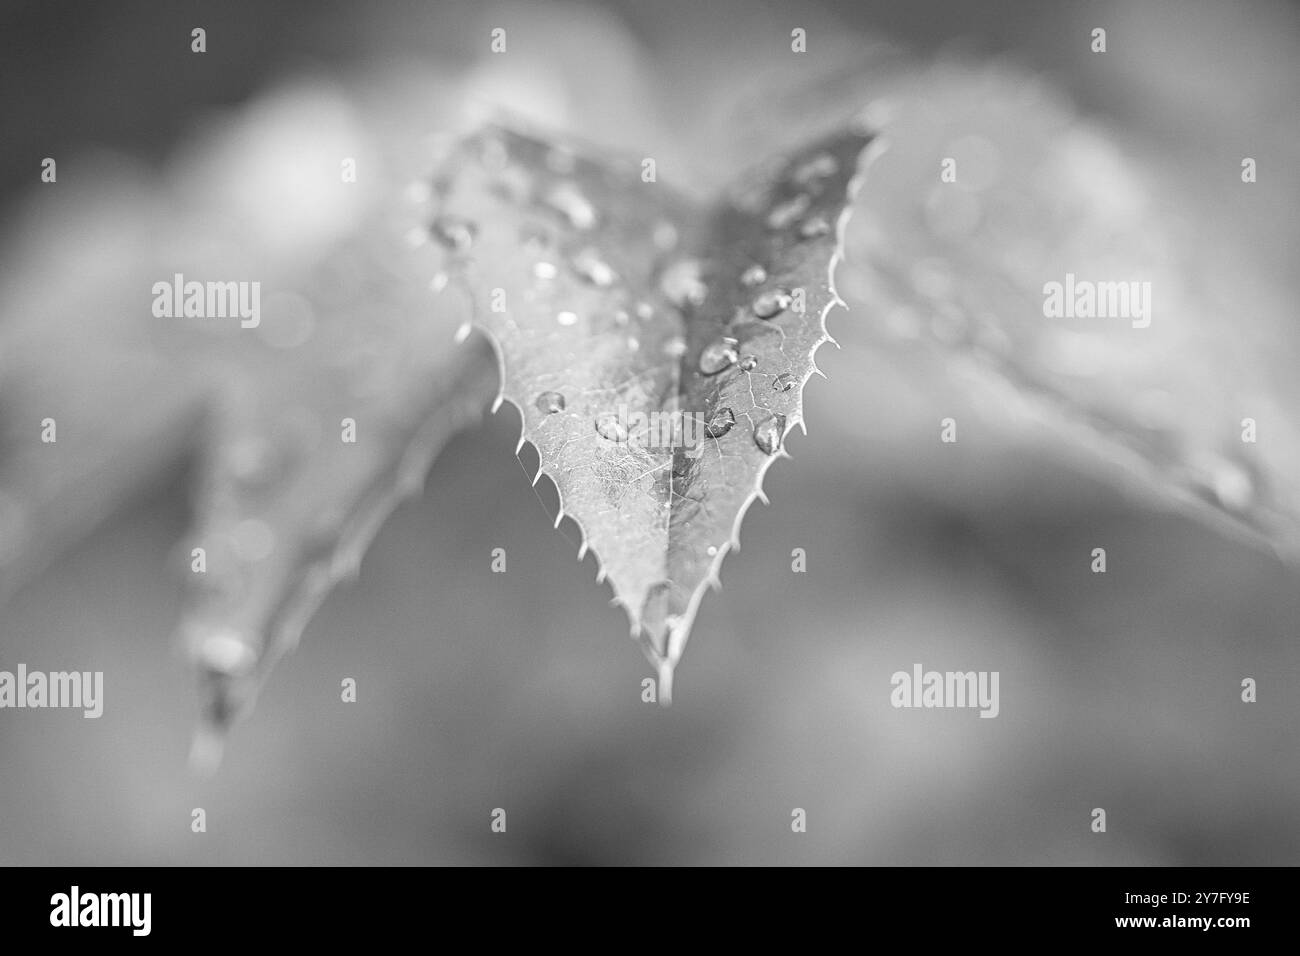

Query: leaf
[831,59,1300,557]
[0,85,502,762]
[430,123,880,696]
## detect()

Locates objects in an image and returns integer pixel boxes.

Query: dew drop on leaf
[556,310,578,326]
[766,193,811,230]
[535,391,566,414]
[430,215,477,251]
[570,247,618,287]
[754,414,787,455]
[698,338,739,375]
[740,264,768,287]
[595,413,628,442]
[704,406,736,438]
[751,288,792,319]
[799,215,831,239]
[533,261,559,280]
[542,181,597,229]
[791,152,840,189]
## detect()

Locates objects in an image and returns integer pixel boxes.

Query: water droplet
[706,545,719,556]
[767,193,811,230]
[772,372,796,392]
[661,259,708,309]
[535,391,565,414]
[570,247,618,287]
[740,264,767,287]
[595,413,628,442]
[542,181,596,229]
[627,336,640,352]
[799,215,831,239]
[698,338,739,375]
[556,310,578,326]
[533,260,559,280]
[754,414,787,454]
[752,288,792,319]
[429,271,450,293]
[663,336,687,358]
[791,152,840,188]
[739,355,758,371]
[635,302,655,321]
[704,406,736,438]
[431,215,477,251]
[614,308,630,326]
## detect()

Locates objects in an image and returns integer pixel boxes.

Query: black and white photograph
[0,0,1294,928]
